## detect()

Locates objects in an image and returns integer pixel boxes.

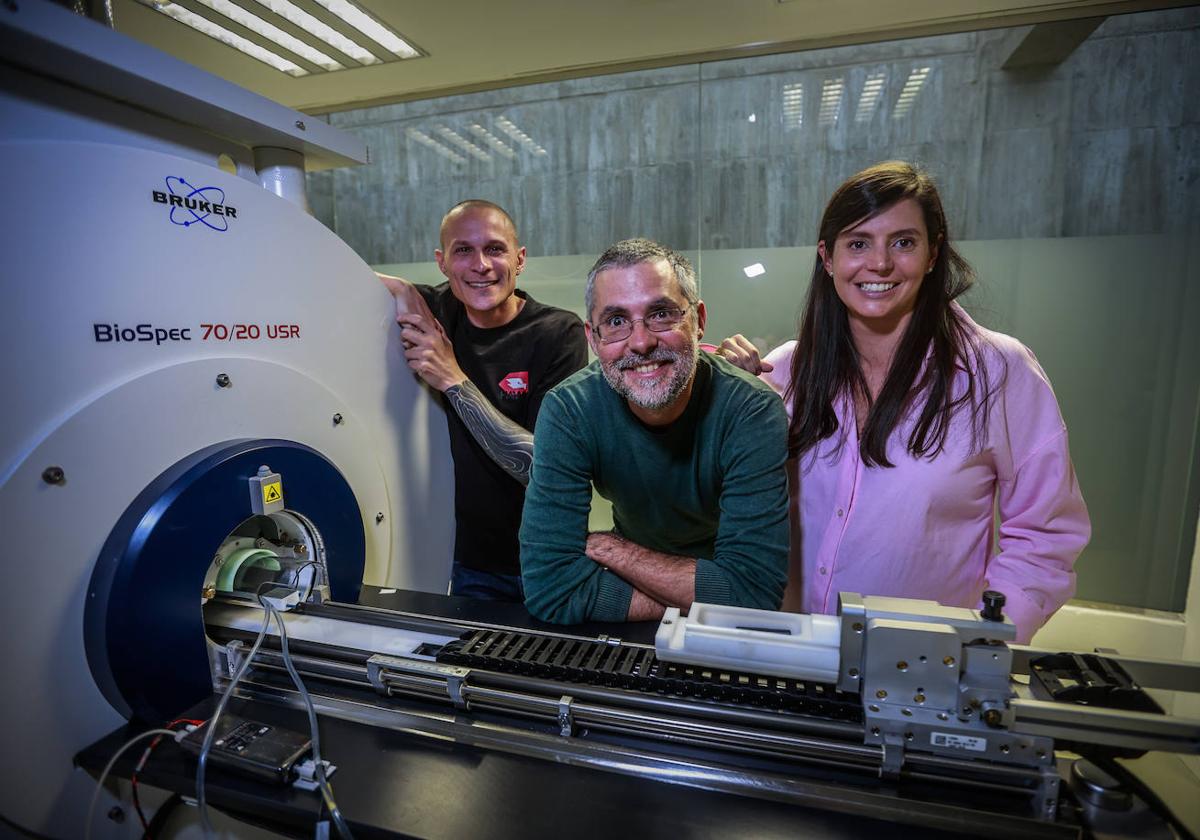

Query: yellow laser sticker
[262,480,283,505]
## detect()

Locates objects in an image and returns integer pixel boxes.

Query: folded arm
[521,393,643,623]
[585,532,693,619]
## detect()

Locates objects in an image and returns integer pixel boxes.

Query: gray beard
[600,343,699,411]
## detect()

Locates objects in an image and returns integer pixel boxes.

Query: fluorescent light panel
[248,0,381,65]
[136,0,421,75]
[146,2,309,76]
[310,0,420,58]
[192,0,344,71]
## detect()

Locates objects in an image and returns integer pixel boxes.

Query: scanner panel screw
[216,373,231,388]
[42,466,65,485]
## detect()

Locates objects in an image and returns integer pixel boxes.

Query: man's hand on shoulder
[715,334,773,375]
[398,312,467,392]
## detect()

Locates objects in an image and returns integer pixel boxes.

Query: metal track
[438,628,864,721]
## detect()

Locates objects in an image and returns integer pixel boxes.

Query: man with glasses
[519,238,789,623]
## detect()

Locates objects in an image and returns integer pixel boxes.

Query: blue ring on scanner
[84,439,365,723]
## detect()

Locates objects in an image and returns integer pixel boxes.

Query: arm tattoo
[445,380,533,486]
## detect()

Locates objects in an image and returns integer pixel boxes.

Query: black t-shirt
[418,283,587,575]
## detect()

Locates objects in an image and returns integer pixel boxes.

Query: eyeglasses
[592,303,691,344]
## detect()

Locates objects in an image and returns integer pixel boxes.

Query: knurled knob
[981,590,1006,621]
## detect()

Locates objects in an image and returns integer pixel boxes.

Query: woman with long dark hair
[719,161,1089,643]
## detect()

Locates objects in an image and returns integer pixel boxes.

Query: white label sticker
[931,731,987,752]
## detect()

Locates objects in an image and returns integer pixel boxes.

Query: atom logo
[159,176,233,231]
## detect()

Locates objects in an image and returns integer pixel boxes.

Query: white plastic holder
[655,603,843,683]
[294,758,337,791]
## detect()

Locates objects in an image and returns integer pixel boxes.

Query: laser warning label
[262,481,283,505]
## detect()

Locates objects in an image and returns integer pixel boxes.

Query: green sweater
[519,352,789,624]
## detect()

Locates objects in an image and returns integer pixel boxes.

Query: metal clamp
[447,672,467,709]
[365,654,388,694]
[224,640,246,678]
[879,732,905,781]
[558,695,575,737]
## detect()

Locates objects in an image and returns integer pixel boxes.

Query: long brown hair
[787,161,996,467]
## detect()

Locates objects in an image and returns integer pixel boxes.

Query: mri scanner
[2,3,1198,838]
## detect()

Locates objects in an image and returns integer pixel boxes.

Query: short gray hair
[584,238,698,322]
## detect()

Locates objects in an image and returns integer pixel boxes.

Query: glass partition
[315,6,1200,612]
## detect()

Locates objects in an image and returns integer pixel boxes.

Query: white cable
[84,728,177,840]
[196,608,273,836]
[265,602,354,839]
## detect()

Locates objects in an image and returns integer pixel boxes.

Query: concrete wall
[311,8,1200,261]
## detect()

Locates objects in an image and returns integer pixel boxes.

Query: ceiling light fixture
[142,2,309,76]
[134,0,422,75]
[247,0,381,65]
[191,0,345,71]
[743,263,766,278]
[309,0,420,58]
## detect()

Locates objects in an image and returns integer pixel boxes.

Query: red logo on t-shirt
[498,371,529,395]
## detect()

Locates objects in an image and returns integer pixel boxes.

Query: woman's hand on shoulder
[714,335,773,375]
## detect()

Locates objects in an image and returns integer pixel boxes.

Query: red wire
[131,718,209,838]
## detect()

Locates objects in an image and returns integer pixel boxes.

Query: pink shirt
[761,315,1090,643]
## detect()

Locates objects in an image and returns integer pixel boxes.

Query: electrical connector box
[259,585,301,611]
[181,716,311,784]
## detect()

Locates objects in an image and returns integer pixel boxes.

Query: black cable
[1092,755,1197,840]
[143,794,183,839]
[288,560,320,601]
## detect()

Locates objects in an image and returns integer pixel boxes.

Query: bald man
[380,200,587,601]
